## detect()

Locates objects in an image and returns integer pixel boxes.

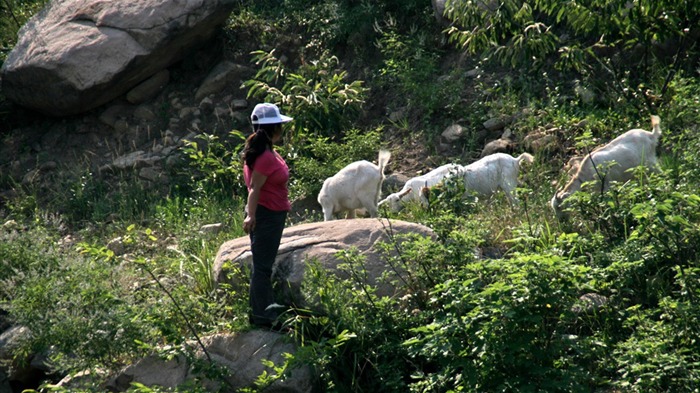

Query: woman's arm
[243,170,268,234]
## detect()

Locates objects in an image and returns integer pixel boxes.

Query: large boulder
[213,218,435,307]
[1,0,236,116]
[107,332,313,393]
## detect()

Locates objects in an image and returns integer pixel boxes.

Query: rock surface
[213,218,435,307]
[107,332,314,393]
[1,0,236,116]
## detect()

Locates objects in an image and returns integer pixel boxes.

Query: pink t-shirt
[244,149,291,212]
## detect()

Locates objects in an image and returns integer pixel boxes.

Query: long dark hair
[242,123,279,169]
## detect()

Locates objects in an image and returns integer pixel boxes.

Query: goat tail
[516,152,535,165]
[650,115,661,139]
[377,149,391,176]
[375,149,392,203]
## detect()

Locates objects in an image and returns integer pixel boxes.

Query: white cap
[250,103,293,125]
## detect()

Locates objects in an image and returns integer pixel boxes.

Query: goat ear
[399,188,412,197]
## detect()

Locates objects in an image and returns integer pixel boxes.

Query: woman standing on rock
[242,103,293,329]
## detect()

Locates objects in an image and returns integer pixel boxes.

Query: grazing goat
[459,152,534,204]
[318,150,391,221]
[551,115,662,218]
[377,163,463,212]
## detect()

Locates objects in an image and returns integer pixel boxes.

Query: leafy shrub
[0,224,62,302]
[289,251,423,392]
[0,0,48,64]
[241,0,432,62]
[289,128,382,200]
[6,247,153,372]
[180,130,247,201]
[612,298,700,392]
[404,253,592,392]
[445,0,700,109]
[374,15,442,118]
[243,49,368,142]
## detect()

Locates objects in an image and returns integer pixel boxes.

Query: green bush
[612,298,700,392]
[445,0,700,110]
[180,130,247,201]
[404,253,592,392]
[0,0,47,64]
[289,128,382,200]
[243,49,368,142]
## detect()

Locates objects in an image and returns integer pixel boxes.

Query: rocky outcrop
[105,332,313,393]
[214,218,435,308]
[431,0,451,26]
[0,325,51,391]
[1,0,236,116]
[480,129,515,157]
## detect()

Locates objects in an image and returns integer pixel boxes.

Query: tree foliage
[445,0,700,111]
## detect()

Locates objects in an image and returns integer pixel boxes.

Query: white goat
[377,163,463,212]
[551,115,662,218]
[318,150,391,221]
[459,152,534,204]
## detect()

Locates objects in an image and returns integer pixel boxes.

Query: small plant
[445,0,700,110]
[243,49,368,142]
[180,130,247,200]
[289,128,382,200]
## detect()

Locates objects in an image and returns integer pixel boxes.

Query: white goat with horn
[551,115,662,218]
[378,163,463,212]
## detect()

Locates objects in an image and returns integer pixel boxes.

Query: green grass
[3,1,700,391]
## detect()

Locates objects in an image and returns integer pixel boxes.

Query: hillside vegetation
[2,0,700,391]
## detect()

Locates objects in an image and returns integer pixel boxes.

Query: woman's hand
[243,215,256,234]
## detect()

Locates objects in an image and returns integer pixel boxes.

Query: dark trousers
[249,205,287,325]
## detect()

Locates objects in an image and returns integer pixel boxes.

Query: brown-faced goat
[318,150,391,221]
[551,115,661,218]
[378,152,533,211]
[377,163,463,212]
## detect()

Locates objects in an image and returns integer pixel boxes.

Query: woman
[242,103,293,328]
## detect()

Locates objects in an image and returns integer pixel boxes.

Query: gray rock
[231,99,248,110]
[101,150,161,172]
[388,106,408,123]
[178,106,200,121]
[523,129,558,153]
[109,332,314,393]
[441,124,465,144]
[108,354,188,391]
[2,220,18,231]
[107,237,126,256]
[0,326,30,361]
[99,104,133,128]
[198,96,214,111]
[114,119,130,134]
[126,69,170,105]
[0,368,10,393]
[480,138,514,157]
[465,68,482,78]
[572,293,608,314]
[213,219,435,308]
[214,106,231,118]
[56,368,109,391]
[1,0,236,116]
[199,223,223,235]
[431,0,451,26]
[194,61,253,103]
[133,105,157,122]
[138,166,164,183]
[196,332,313,392]
[383,173,410,194]
[483,116,512,132]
